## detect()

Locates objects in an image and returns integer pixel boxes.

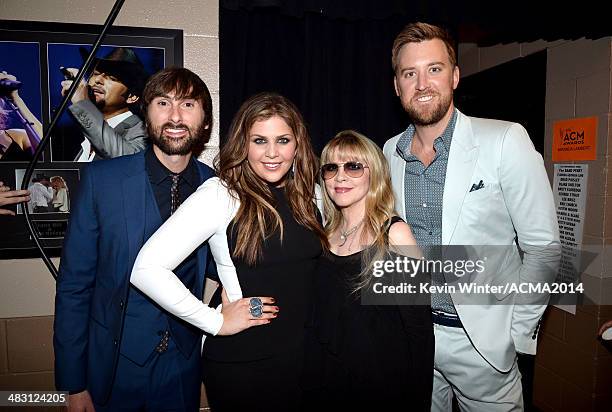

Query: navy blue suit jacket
[53,150,214,403]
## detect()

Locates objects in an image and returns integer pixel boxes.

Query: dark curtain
[455,51,547,155]
[220,6,420,153]
[219,1,611,153]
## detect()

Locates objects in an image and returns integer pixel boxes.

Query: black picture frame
[0,20,183,259]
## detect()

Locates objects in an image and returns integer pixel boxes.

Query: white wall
[0,0,220,317]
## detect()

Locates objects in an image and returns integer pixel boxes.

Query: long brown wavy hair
[217,92,328,265]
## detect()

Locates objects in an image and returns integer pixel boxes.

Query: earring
[291,161,296,178]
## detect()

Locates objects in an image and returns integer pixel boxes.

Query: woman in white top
[131,92,327,410]
[51,176,69,212]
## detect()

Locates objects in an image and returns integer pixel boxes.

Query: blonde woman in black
[304,130,434,411]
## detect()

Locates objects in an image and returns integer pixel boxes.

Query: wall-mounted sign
[552,116,598,161]
[552,164,588,314]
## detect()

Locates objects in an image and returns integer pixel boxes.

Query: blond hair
[320,130,396,291]
[50,176,67,190]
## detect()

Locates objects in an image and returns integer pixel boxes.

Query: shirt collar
[106,110,133,128]
[439,109,458,153]
[145,146,199,188]
[396,108,458,159]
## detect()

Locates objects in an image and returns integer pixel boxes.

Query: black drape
[220,6,417,153]
[220,1,611,153]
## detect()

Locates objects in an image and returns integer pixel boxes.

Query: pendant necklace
[339,220,363,247]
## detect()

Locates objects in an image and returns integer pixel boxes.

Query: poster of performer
[0,41,43,162]
[48,44,165,162]
[0,21,181,258]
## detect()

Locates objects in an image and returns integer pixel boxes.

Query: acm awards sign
[552,116,598,161]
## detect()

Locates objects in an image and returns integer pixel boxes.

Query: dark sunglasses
[321,162,369,180]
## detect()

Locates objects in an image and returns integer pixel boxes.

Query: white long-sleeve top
[131,177,325,336]
[53,188,69,212]
[130,177,244,336]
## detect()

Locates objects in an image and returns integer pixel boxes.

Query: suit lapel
[193,162,210,298]
[442,111,479,245]
[114,115,139,137]
[113,122,128,137]
[122,156,211,296]
[121,152,149,266]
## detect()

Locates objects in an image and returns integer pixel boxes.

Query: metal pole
[20,0,126,279]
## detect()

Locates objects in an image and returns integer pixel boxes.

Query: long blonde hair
[320,130,396,291]
[217,92,328,265]
[50,176,68,190]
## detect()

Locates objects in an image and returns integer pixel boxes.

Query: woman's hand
[217,289,278,336]
[0,71,19,100]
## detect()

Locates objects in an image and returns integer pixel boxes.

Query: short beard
[93,97,106,111]
[90,88,130,114]
[404,91,453,127]
[146,120,207,156]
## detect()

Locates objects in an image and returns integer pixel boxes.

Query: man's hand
[67,390,95,412]
[217,289,278,336]
[60,68,89,104]
[0,181,30,216]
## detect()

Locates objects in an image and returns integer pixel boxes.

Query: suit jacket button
[119,300,124,309]
[113,339,118,346]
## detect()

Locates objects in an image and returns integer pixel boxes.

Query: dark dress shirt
[395,110,458,314]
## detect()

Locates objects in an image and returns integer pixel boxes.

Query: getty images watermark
[360,245,594,306]
[371,255,582,296]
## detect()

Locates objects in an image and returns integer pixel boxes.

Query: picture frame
[0,20,183,259]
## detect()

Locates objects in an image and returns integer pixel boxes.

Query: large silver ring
[249,297,263,318]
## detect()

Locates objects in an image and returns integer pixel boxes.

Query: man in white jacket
[383,22,560,411]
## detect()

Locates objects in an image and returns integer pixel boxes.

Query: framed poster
[0,20,183,258]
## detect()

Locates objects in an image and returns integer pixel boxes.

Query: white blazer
[383,109,560,372]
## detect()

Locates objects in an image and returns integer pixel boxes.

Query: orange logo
[552,117,598,161]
